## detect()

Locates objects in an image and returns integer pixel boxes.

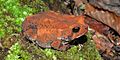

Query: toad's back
[22,11,87,48]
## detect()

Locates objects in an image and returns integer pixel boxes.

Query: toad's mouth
[57,35,87,45]
[57,34,84,42]
[57,36,72,42]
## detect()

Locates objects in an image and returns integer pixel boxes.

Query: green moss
[0,0,32,38]
[0,0,48,59]
[20,0,49,13]
[5,42,31,60]
[79,31,102,60]
[0,0,48,38]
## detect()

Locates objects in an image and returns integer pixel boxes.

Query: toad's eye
[72,26,80,33]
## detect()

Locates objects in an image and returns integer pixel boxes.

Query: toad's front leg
[51,40,70,51]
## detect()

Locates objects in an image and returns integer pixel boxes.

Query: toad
[22,11,88,51]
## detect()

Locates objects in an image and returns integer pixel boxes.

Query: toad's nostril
[72,26,80,33]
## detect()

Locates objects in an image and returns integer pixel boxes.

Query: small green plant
[5,42,31,60]
[43,49,57,60]
[79,31,102,60]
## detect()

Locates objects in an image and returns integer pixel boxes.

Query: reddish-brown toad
[22,11,88,51]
